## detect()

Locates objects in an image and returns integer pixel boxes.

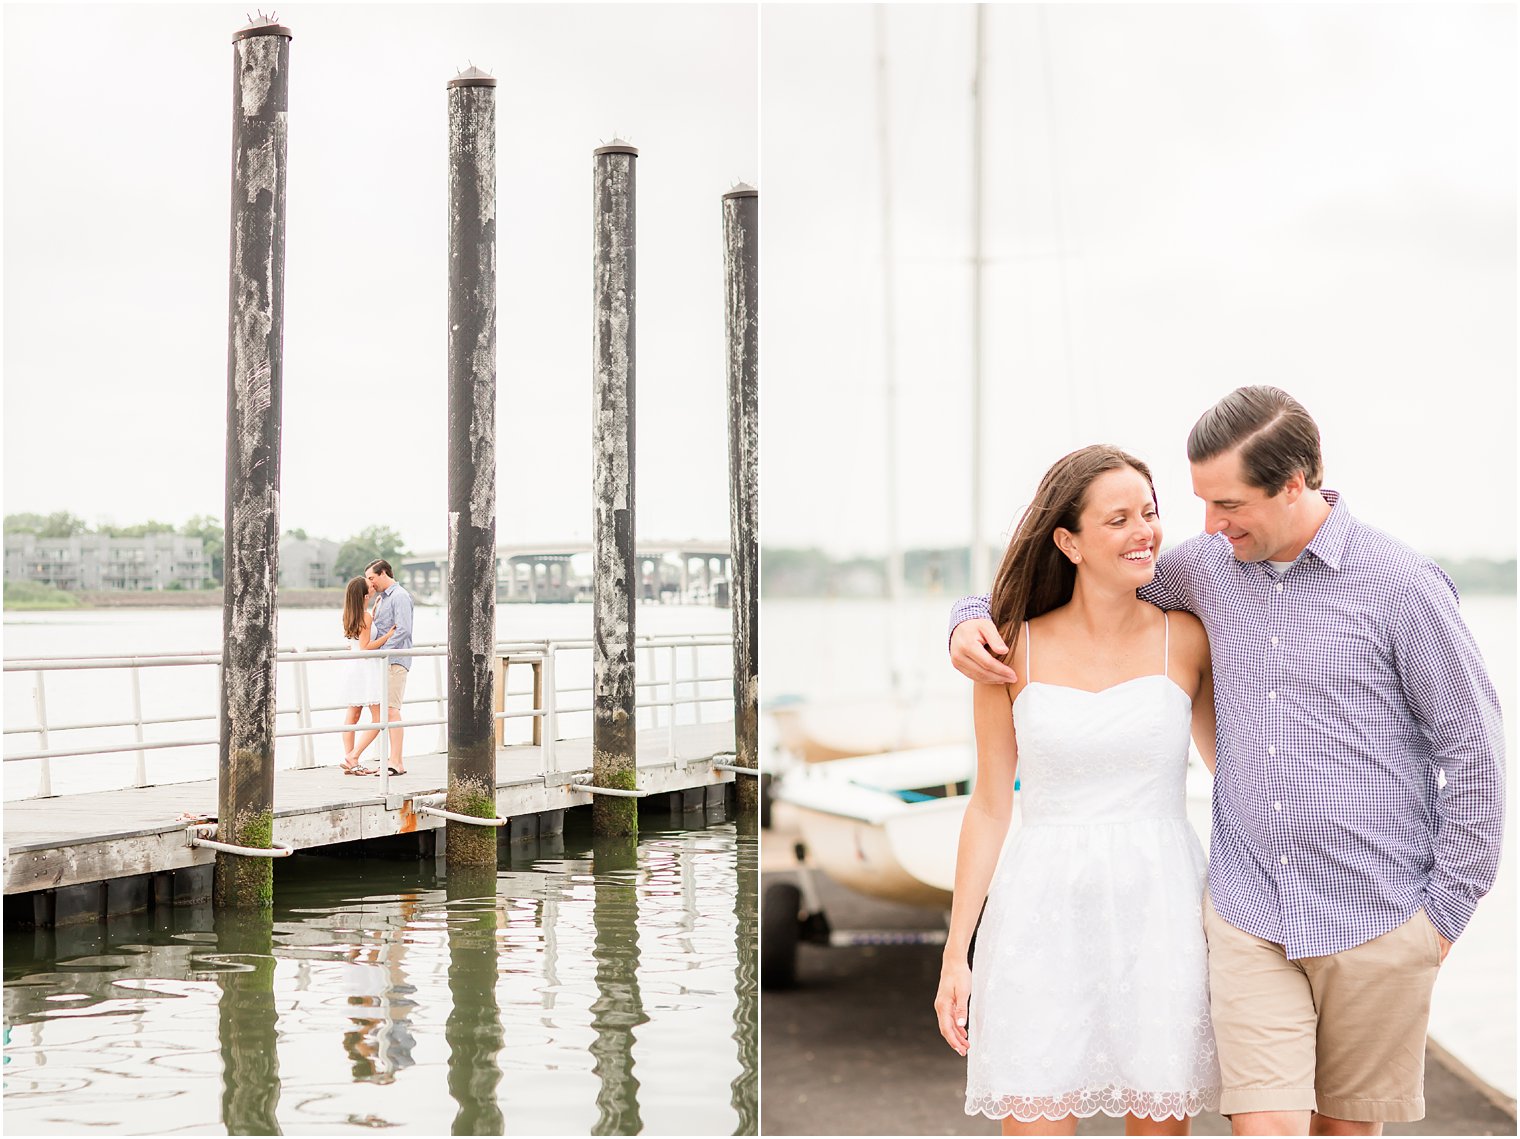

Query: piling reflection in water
[446,866,506,1135]
[590,835,649,1135]
[731,811,759,1136]
[214,911,282,1135]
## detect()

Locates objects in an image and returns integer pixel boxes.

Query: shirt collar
[1301,488,1351,572]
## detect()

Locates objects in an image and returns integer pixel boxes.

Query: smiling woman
[937,444,1219,1133]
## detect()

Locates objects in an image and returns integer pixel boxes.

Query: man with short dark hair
[364,559,414,776]
[947,386,1504,1136]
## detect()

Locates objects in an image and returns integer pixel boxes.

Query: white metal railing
[3,634,734,799]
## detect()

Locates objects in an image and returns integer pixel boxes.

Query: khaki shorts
[1203,893,1440,1123]
[387,664,409,711]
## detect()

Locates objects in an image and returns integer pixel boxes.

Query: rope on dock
[712,763,760,776]
[569,773,651,799]
[415,804,508,827]
[185,824,294,857]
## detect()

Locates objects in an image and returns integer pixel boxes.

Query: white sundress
[964,615,1221,1122]
[339,633,386,708]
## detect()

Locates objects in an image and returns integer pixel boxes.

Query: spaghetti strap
[1024,621,1032,682]
[1163,612,1171,680]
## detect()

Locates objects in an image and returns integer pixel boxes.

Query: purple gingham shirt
[950,491,1505,958]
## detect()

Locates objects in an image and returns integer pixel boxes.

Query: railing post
[542,645,559,777]
[531,658,544,746]
[433,652,447,754]
[131,665,148,787]
[667,644,679,765]
[379,648,391,796]
[34,671,52,798]
[638,644,651,729]
[294,651,314,769]
[690,644,703,724]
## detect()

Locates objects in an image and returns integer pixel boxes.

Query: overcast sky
[5,4,1515,567]
[4,3,757,555]
[762,4,1516,567]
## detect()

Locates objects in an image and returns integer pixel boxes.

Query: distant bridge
[400,540,733,604]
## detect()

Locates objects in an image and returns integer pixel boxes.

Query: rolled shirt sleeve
[947,593,992,647]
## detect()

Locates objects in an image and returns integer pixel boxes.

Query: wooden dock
[4,721,737,906]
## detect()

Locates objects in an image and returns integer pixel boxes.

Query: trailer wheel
[761,881,803,989]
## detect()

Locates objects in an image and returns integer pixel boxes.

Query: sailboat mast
[970,5,988,594]
[875,7,903,621]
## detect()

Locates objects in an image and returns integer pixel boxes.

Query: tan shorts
[1203,893,1440,1123]
[387,664,409,711]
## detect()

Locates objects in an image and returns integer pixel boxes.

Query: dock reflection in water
[2,817,756,1136]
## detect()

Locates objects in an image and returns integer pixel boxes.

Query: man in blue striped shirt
[365,559,414,776]
[947,387,1504,1135]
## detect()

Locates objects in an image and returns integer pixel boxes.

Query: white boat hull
[774,746,977,910]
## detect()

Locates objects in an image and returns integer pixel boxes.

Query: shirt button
[1269,746,1277,757]
[1271,636,1280,646]
[1268,691,1277,700]
[1280,855,1289,865]
[1274,801,1282,811]
[1275,582,1284,592]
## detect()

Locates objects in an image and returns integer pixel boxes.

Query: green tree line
[5,514,408,588]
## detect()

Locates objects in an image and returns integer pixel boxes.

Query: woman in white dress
[935,445,1222,1136]
[339,575,397,775]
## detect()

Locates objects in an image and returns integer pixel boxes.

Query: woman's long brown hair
[342,576,368,641]
[988,445,1157,658]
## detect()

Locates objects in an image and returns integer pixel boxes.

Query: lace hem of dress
[965,1086,1221,1122]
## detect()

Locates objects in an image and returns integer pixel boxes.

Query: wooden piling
[722,186,759,819]
[445,67,500,866]
[216,16,292,908]
[591,142,639,836]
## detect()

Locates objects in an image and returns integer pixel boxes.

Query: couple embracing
[935,386,1504,1136]
[337,559,414,777]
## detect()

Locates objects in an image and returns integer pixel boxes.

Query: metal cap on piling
[232,12,292,41]
[594,138,640,157]
[448,65,497,88]
[723,182,758,199]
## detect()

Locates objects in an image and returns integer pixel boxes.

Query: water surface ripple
[3,818,757,1135]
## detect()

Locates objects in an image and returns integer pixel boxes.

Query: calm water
[3,814,758,1135]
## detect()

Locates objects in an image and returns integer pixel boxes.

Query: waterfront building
[278,535,342,589]
[3,532,211,591]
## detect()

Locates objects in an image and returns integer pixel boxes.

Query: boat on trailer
[763,743,981,987]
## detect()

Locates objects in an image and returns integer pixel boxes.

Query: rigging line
[1037,6,1083,448]
[897,7,960,169]
[971,3,988,595]
[875,4,904,700]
